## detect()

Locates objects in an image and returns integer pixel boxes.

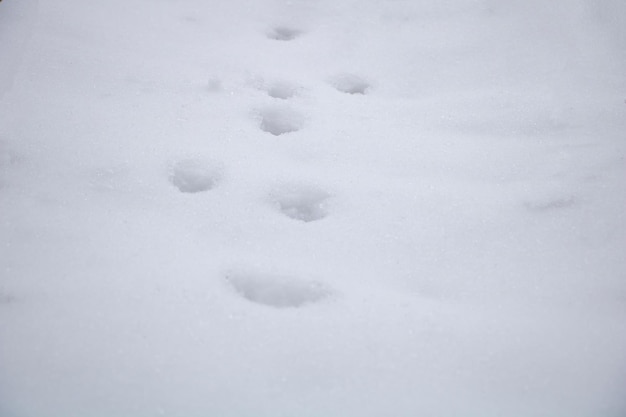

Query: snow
[1,0,625,416]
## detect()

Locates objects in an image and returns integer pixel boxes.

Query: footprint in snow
[257,106,305,136]
[169,159,222,193]
[270,184,330,222]
[266,26,303,41]
[226,272,331,308]
[265,81,300,100]
[329,73,371,95]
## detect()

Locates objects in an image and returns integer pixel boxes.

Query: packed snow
[1,0,625,416]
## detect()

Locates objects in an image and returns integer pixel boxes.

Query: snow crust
[1,0,625,416]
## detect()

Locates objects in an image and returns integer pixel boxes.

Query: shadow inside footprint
[258,107,304,136]
[330,74,371,95]
[226,273,330,308]
[266,82,299,99]
[271,184,330,222]
[169,159,221,193]
[267,26,302,41]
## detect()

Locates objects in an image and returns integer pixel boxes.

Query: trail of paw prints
[270,183,331,222]
[225,270,332,308]
[169,158,222,193]
[251,21,308,131]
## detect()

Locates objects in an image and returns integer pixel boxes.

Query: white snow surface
[1,0,626,416]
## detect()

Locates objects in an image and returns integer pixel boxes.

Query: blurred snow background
[1,0,625,416]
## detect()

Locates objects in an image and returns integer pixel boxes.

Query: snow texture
[1,0,626,417]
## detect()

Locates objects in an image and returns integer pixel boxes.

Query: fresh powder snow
[1,1,625,416]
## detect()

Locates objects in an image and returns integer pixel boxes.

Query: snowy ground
[1,1,625,416]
